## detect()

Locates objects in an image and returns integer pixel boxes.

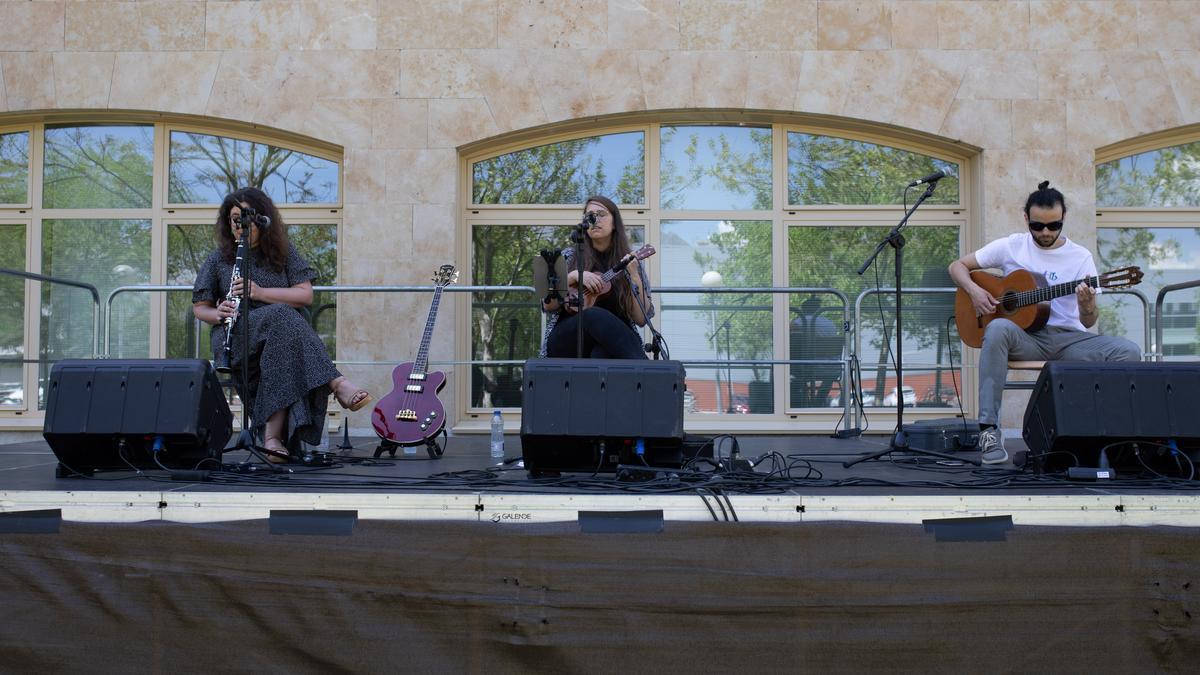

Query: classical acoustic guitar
[372,264,458,446]
[954,266,1142,348]
[564,244,656,313]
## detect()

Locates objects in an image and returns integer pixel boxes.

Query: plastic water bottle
[490,410,505,460]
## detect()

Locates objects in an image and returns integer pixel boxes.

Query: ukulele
[372,264,458,446]
[563,244,656,313]
[954,266,1142,348]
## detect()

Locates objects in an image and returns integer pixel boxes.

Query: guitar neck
[599,255,636,283]
[412,287,444,375]
[1016,274,1099,308]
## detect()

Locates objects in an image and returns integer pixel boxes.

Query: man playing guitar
[948,181,1141,465]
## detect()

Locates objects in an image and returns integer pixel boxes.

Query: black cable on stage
[48,446,1200,493]
[716,489,738,522]
[832,353,870,437]
[698,488,729,521]
[696,491,719,521]
[944,314,971,427]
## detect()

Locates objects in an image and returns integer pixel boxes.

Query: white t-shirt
[973,233,1098,332]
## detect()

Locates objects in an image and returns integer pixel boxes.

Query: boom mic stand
[625,262,665,360]
[220,209,286,470]
[844,180,980,468]
[571,214,594,358]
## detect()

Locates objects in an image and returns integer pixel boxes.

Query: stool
[999,360,1046,441]
[1003,360,1046,390]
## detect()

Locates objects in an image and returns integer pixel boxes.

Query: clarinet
[213,238,246,374]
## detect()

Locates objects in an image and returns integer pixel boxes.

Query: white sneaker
[978,427,1008,464]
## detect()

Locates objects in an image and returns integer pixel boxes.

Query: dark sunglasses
[1028,220,1063,232]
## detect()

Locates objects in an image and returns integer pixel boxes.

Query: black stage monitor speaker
[1022,361,1200,473]
[43,359,233,475]
[520,358,687,474]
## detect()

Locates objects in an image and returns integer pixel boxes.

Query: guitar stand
[374,429,447,460]
[336,418,355,452]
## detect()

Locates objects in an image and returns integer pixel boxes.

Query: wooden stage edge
[4,489,1200,528]
[4,431,1200,528]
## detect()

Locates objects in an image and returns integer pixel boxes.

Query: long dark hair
[580,195,639,321]
[215,187,289,272]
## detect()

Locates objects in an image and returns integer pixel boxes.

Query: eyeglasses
[1028,220,1063,232]
[585,210,610,220]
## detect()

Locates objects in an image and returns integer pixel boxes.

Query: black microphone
[237,208,271,228]
[906,170,946,188]
[584,212,597,226]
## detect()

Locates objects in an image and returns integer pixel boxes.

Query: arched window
[0,116,341,414]
[1096,132,1200,359]
[464,118,970,425]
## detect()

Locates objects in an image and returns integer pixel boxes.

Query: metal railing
[0,268,101,359]
[853,287,1152,367]
[655,286,853,419]
[97,282,856,417]
[20,278,1162,422]
[1155,278,1200,362]
[103,284,542,359]
[1112,288,1152,357]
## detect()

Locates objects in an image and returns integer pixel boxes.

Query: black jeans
[546,307,647,359]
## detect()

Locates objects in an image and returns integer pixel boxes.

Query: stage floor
[4,429,1200,527]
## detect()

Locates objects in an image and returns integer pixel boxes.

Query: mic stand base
[842,428,980,468]
[223,429,290,472]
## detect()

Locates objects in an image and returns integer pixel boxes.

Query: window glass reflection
[789,225,961,408]
[660,126,771,211]
[1098,227,1199,359]
[38,219,152,408]
[472,132,644,206]
[659,219,773,414]
[0,131,30,204]
[1097,142,1200,208]
[787,133,959,206]
[0,224,25,407]
[169,131,339,204]
[43,126,154,208]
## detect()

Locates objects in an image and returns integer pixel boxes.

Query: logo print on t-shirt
[1046,271,1058,281]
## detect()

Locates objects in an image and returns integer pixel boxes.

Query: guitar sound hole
[1000,292,1019,312]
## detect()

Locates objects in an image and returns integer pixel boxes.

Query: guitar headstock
[432,264,459,287]
[1099,266,1143,289]
[616,244,657,268]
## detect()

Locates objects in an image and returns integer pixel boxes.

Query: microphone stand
[626,261,665,360]
[844,180,980,468]
[571,218,589,359]
[713,313,736,413]
[711,293,752,411]
[221,215,286,471]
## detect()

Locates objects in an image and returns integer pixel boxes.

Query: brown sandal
[333,380,373,412]
[263,439,289,464]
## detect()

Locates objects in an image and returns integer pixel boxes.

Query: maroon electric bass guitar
[372,264,458,448]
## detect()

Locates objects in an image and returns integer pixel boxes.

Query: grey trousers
[977,319,1142,426]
